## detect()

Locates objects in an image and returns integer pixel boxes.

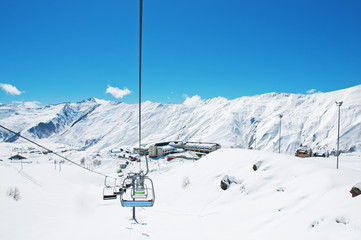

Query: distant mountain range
[1,85,360,154]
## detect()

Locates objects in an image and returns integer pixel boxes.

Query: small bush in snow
[7,187,21,201]
[335,217,348,225]
[182,177,190,188]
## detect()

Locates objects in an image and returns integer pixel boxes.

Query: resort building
[148,141,221,158]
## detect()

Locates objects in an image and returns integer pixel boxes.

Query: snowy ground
[1,147,361,240]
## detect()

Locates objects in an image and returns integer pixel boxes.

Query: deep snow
[1,146,360,240]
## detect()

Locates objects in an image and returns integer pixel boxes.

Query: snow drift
[1,148,360,239]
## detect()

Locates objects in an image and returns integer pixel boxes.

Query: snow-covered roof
[296,146,312,151]
[9,154,27,160]
[158,145,177,151]
[185,142,217,148]
[167,151,199,159]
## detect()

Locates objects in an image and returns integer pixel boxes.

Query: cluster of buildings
[148,141,221,159]
[294,146,329,158]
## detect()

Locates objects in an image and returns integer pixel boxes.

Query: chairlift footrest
[103,195,117,200]
[122,200,153,207]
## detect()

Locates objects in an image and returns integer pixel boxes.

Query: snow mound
[0,148,361,239]
[149,149,361,239]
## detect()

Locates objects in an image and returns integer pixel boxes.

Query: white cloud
[183,94,204,106]
[105,85,131,99]
[12,101,42,108]
[23,101,41,108]
[0,83,23,95]
[307,89,316,94]
[306,89,322,94]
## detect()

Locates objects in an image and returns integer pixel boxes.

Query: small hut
[9,154,27,161]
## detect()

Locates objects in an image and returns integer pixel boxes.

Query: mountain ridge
[1,84,360,154]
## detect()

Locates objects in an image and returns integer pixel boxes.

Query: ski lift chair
[103,187,117,200]
[103,176,118,200]
[120,174,155,207]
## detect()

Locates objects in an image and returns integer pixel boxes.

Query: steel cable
[0,124,117,179]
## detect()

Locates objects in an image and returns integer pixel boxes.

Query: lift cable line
[138,0,143,174]
[115,0,155,219]
[102,0,155,215]
[0,124,117,180]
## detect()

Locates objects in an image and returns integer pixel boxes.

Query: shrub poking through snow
[350,183,361,197]
[182,177,190,188]
[7,187,21,201]
[335,217,348,225]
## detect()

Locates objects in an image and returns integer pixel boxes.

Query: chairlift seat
[122,200,153,207]
[133,192,148,199]
[134,190,146,194]
[133,184,148,198]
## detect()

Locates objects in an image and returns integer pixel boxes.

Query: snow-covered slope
[1,85,361,154]
[0,98,100,141]
[1,148,360,239]
[149,149,361,240]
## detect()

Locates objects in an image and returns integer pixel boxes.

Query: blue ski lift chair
[120,175,155,207]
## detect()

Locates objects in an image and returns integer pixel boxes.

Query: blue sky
[0,0,360,105]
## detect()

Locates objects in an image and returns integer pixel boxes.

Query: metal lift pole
[336,101,343,169]
[132,177,136,219]
[279,114,283,153]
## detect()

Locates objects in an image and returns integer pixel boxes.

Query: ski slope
[1,147,360,240]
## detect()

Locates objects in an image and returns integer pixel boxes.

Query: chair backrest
[103,186,117,200]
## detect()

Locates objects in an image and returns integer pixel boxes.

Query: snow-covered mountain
[1,85,360,154]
